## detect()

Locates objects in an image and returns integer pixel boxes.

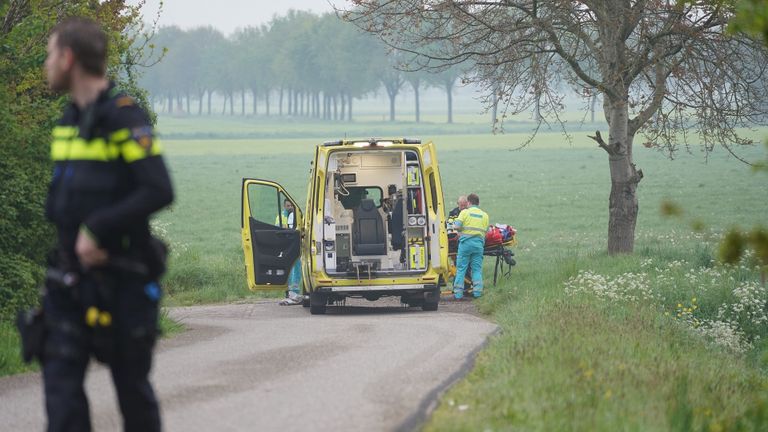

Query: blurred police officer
[43,17,173,432]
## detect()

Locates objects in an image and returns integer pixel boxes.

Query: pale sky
[132,0,337,35]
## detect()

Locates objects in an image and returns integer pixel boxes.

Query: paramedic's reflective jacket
[454,206,489,240]
[45,82,173,264]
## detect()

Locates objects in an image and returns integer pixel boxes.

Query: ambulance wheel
[309,291,327,315]
[422,288,439,311]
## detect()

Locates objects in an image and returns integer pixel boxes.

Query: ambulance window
[247,183,283,226]
[429,173,438,211]
[339,186,383,209]
[278,192,297,229]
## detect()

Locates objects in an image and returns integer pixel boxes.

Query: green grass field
[2,112,767,428]
[152,114,768,430]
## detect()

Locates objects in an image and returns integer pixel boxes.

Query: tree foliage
[0,1,156,321]
[719,0,768,283]
[139,11,446,122]
[340,0,768,254]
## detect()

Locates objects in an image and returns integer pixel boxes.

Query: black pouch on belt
[16,308,46,364]
[145,235,169,280]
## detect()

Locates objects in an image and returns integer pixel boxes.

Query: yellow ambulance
[240,138,450,314]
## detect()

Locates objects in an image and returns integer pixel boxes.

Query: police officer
[42,17,173,431]
[452,193,489,299]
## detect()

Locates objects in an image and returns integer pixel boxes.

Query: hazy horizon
[131,0,337,35]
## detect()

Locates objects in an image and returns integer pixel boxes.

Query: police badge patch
[131,126,154,152]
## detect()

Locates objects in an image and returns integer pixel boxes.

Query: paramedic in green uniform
[452,193,489,299]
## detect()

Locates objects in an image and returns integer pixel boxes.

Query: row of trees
[140,11,464,122]
[341,0,768,254]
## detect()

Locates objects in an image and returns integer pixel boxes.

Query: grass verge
[424,239,768,431]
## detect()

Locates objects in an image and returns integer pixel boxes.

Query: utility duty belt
[16,237,167,365]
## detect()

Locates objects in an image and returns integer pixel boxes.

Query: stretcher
[442,232,517,294]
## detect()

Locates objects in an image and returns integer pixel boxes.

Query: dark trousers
[42,272,161,432]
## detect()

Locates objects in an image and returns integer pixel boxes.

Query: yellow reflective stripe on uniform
[457,206,489,237]
[109,128,131,143]
[51,138,120,161]
[463,226,486,233]
[109,128,162,163]
[462,226,486,237]
[52,126,78,139]
[51,127,161,162]
[120,138,162,163]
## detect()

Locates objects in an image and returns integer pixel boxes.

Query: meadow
[151,112,768,431]
[2,109,766,429]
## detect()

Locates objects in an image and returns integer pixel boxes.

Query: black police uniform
[43,82,173,432]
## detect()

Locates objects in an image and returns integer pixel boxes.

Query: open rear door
[241,179,303,291]
[422,142,449,275]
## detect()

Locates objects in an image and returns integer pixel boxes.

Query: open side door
[422,142,449,275]
[241,179,303,291]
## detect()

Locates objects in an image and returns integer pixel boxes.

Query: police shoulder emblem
[115,96,135,108]
[131,126,154,151]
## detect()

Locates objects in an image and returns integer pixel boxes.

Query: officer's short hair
[52,17,107,76]
[467,193,479,205]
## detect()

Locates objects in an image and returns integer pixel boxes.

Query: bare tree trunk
[446,84,453,124]
[348,94,353,121]
[340,92,346,120]
[590,92,597,123]
[279,88,283,116]
[265,91,270,116]
[603,98,642,254]
[491,91,498,126]
[287,89,292,115]
[414,85,420,123]
[293,90,299,116]
[167,94,173,114]
[252,89,258,115]
[241,91,246,116]
[300,92,304,116]
[186,92,190,114]
[198,90,204,115]
[229,91,234,116]
[222,93,227,115]
[332,95,338,120]
[387,90,396,121]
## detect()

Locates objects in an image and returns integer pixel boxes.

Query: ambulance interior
[322,149,429,277]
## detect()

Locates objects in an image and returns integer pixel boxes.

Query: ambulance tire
[309,291,327,315]
[422,288,439,311]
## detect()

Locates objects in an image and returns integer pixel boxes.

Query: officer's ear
[60,46,76,72]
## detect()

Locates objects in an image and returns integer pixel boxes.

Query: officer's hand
[76,229,109,268]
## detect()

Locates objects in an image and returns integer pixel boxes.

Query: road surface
[0,299,497,431]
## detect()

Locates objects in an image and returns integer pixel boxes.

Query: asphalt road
[0,298,497,431]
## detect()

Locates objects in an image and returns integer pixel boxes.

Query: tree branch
[588,130,618,155]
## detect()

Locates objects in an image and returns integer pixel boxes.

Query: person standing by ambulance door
[276,199,303,305]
